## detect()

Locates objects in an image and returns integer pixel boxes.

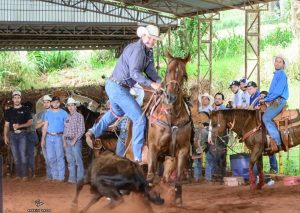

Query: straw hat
[273,54,289,70]
[42,95,52,101]
[137,25,162,41]
[198,93,214,106]
[66,97,80,106]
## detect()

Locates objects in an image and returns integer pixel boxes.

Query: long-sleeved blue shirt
[249,90,260,107]
[111,39,161,87]
[264,69,289,102]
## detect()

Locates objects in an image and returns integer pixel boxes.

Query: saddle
[259,103,300,154]
[272,107,300,151]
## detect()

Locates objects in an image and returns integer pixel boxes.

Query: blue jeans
[46,135,65,181]
[116,117,129,157]
[193,159,202,181]
[9,131,28,177]
[262,98,286,145]
[205,147,214,181]
[269,154,278,173]
[65,139,84,183]
[42,144,52,179]
[91,80,146,161]
[27,131,37,176]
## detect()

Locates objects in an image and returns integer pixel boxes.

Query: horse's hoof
[69,202,78,213]
[256,184,264,190]
[250,184,256,191]
[175,197,182,206]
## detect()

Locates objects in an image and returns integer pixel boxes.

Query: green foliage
[261,28,293,49]
[283,158,300,176]
[28,51,77,73]
[213,35,244,59]
[0,52,40,89]
[89,50,115,69]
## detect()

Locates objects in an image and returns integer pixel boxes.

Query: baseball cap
[240,78,248,84]
[229,80,240,88]
[246,81,258,88]
[51,96,60,102]
[12,91,21,97]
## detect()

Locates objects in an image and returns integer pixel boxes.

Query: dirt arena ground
[3,177,300,213]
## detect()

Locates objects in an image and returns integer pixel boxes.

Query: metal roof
[0,0,272,51]
[111,0,272,17]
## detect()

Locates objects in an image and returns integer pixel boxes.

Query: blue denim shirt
[111,39,161,87]
[250,90,260,107]
[264,69,289,102]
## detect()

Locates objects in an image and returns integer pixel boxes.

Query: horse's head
[164,52,190,104]
[209,109,259,143]
[208,110,228,143]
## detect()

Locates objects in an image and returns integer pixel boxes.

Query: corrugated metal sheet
[117,0,272,16]
[0,0,134,23]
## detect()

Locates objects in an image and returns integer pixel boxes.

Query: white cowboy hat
[273,54,289,70]
[66,97,80,106]
[137,25,162,41]
[42,95,52,101]
[198,93,214,106]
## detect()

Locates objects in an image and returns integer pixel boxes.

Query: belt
[47,132,63,136]
[109,76,130,89]
[65,136,74,140]
[10,130,26,134]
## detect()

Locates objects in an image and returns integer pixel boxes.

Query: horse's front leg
[174,148,189,206]
[249,144,262,190]
[256,153,264,190]
[147,144,158,183]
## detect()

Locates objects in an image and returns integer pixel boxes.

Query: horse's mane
[212,109,258,121]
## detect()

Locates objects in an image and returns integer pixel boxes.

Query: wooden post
[279,151,283,175]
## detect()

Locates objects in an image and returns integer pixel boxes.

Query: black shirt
[4,106,32,131]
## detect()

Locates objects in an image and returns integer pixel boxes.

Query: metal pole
[245,10,248,79]
[209,19,212,94]
[197,16,200,86]
[279,152,283,175]
[257,10,261,89]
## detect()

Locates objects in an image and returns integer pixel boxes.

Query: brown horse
[147,53,192,204]
[209,109,300,190]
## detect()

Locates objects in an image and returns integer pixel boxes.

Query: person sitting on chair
[260,54,289,152]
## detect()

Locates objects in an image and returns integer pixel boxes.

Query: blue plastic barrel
[230,153,258,180]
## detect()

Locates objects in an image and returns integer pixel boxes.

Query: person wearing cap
[86,25,161,163]
[194,93,213,182]
[260,54,289,152]
[3,91,33,181]
[198,93,214,114]
[246,81,260,109]
[229,80,244,108]
[63,98,85,184]
[240,78,250,108]
[36,94,52,180]
[41,96,68,182]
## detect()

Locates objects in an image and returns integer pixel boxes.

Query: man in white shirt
[239,78,250,108]
[229,80,243,108]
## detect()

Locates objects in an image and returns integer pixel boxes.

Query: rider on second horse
[260,54,289,153]
[85,25,161,164]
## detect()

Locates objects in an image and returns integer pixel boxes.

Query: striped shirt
[63,111,85,141]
